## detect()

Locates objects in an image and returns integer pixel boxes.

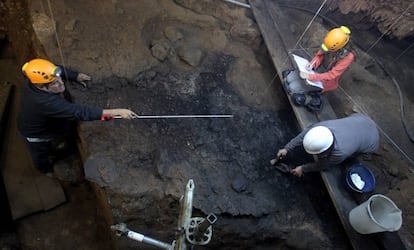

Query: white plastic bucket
[349,194,402,234]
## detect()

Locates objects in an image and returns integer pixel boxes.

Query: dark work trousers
[20,120,77,173]
[25,140,53,173]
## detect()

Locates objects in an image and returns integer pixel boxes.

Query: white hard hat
[303,126,334,154]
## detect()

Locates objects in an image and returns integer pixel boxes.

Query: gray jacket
[284,113,379,172]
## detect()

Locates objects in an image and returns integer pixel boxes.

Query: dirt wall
[0,0,47,65]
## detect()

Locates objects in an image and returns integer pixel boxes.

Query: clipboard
[291,54,323,89]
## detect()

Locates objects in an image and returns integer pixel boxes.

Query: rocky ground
[1,0,414,249]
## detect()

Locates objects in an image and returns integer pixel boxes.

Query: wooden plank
[0,79,66,219]
[248,1,381,249]
[247,0,317,129]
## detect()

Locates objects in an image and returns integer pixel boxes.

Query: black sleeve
[41,94,103,121]
[302,155,329,173]
[284,127,311,151]
[57,65,80,82]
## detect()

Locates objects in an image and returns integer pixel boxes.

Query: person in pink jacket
[299,26,355,93]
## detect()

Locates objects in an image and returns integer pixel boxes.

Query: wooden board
[248,1,385,249]
[247,0,316,129]
[0,80,66,219]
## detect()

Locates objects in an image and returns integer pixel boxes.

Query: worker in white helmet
[275,113,379,177]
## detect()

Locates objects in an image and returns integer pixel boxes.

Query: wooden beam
[248,0,316,128]
[0,81,66,219]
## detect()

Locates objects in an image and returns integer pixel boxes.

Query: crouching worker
[18,58,138,174]
[274,113,379,177]
[284,26,355,110]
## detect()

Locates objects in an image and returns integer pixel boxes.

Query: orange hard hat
[321,26,351,52]
[22,59,62,84]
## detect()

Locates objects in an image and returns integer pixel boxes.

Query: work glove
[77,73,91,88]
[299,71,309,80]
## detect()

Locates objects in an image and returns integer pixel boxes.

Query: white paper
[291,54,323,89]
[351,173,365,190]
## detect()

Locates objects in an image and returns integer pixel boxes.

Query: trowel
[270,156,291,174]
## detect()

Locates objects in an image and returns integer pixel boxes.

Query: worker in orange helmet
[299,26,355,93]
[18,58,138,174]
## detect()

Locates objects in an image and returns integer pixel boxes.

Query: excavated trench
[69,55,350,249]
[77,75,345,249]
[4,0,414,249]
[0,40,349,249]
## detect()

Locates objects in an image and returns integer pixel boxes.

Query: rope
[277,4,414,167]
[42,1,414,166]
[234,1,327,106]
[366,2,414,53]
[46,0,69,81]
[393,42,414,62]
[338,85,414,167]
[390,76,414,143]
[263,71,279,93]
[292,0,327,51]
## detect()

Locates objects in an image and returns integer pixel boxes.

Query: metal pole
[175,179,195,250]
[114,114,233,119]
[111,223,173,250]
[223,0,250,8]
[127,231,173,250]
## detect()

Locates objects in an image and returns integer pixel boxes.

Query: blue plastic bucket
[345,163,375,193]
